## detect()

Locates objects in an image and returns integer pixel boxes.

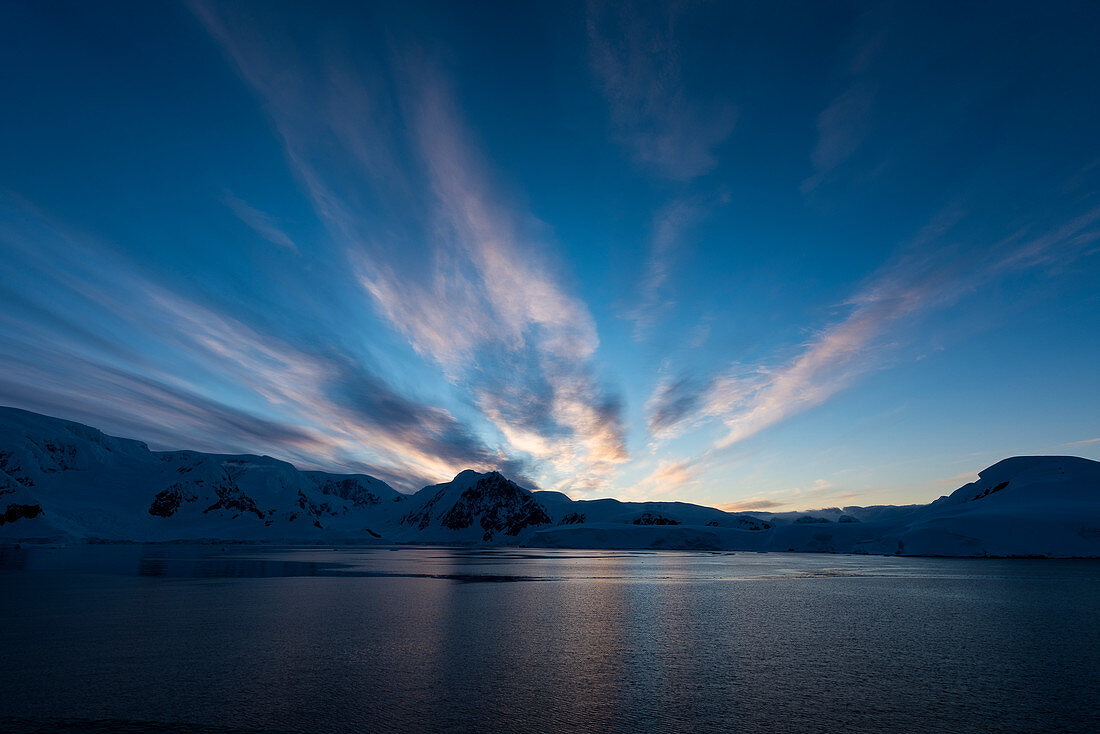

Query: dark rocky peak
[442,472,550,540]
[402,470,551,541]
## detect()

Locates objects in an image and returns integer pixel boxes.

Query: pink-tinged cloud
[706,205,1100,449]
[221,191,298,252]
[403,73,629,487]
[1067,437,1100,446]
[194,5,628,492]
[643,203,1100,458]
[0,195,520,492]
[717,497,784,512]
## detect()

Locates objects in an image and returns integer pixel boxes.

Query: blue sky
[2,1,1098,508]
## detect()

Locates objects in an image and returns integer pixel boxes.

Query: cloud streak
[195,4,628,493]
[646,373,707,438]
[0,194,518,492]
[587,0,735,181]
[801,9,886,193]
[801,81,875,193]
[222,191,298,252]
[643,201,1100,465]
[1067,438,1100,447]
[625,195,723,338]
[703,205,1100,449]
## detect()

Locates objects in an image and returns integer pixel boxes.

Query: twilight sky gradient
[2,1,1099,509]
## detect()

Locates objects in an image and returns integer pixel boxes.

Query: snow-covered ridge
[2,407,1098,557]
[0,407,405,542]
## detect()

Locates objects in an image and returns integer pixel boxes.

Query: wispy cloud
[801,81,875,193]
[643,458,696,494]
[801,11,886,193]
[717,497,783,512]
[587,0,735,181]
[614,457,698,501]
[646,372,707,438]
[624,194,725,338]
[222,191,298,252]
[719,477,866,514]
[194,4,628,492]
[642,202,1100,463]
[1066,437,1100,447]
[0,194,517,492]
[392,76,630,487]
[704,205,1100,449]
[646,364,760,442]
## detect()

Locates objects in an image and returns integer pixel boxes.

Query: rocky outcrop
[972,480,1009,501]
[201,468,265,519]
[150,487,183,517]
[1,503,42,525]
[308,475,402,507]
[403,471,551,541]
[633,512,679,526]
[0,451,35,488]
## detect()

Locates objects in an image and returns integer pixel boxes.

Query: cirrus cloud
[587,0,736,181]
[194,2,628,492]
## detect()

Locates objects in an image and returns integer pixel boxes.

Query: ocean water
[0,545,1097,734]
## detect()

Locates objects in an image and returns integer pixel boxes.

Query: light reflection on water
[1,545,1098,733]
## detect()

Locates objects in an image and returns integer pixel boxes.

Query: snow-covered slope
[0,407,404,542]
[2,408,1098,556]
[528,456,1100,557]
[534,491,772,530]
[884,456,1100,557]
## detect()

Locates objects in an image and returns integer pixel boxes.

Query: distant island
[2,407,1098,557]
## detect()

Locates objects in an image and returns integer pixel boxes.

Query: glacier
[2,407,1098,557]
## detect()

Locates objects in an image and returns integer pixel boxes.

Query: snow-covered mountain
[528,456,1100,557]
[394,470,552,543]
[2,407,1098,557]
[0,407,405,542]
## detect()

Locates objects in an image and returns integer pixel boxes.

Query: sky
[2,1,1099,509]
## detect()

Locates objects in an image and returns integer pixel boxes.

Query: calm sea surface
[1,545,1097,734]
